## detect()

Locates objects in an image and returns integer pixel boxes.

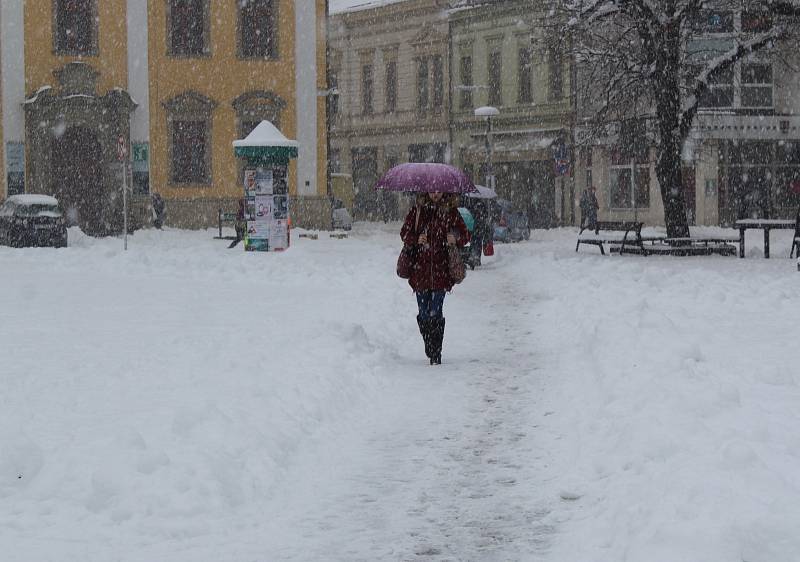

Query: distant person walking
[467,199,491,267]
[151,193,166,229]
[400,192,469,365]
[580,186,599,230]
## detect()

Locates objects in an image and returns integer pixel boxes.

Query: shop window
[54,0,96,55]
[610,166,650,209]
[168,0,209,56]
[238,0,277,59]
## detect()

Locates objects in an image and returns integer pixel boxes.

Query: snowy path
[263,252,559,561]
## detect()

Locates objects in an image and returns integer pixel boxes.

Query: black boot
[417,315,434,360]
[429,316,445,365]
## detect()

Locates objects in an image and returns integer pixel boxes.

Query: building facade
[574,9,800,227]
[449,0,575,229]
[328,0,451,221]
[0,0,328,231]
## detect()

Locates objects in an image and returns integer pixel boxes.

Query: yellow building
[0,0,329,231]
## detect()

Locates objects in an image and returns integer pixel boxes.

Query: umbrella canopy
[466,184,498,199]
[458,207,475,233]
[374,163,477,194]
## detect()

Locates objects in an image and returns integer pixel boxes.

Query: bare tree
[553,0,800,237]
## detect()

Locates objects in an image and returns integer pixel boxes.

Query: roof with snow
[232,121,298,149]
[5,194,60,206]
[329,0,406,14]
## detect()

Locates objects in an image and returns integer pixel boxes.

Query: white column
[127,0,149,143]
[1,0,25,198]
[295,0,319,197]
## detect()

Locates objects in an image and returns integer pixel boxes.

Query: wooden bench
[790,208,800,258]
[576,221,646,255]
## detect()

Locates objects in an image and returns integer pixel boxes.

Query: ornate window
[416,58,429,111]
[362,64,374,115]
[459,54,473,109]
[54,0,97,55]
[432,55,444,111]
[385,61,397,113]
[167,0,210,57]
[488,49,503,106]
[518,47,533,104]
[163,91,217,185]
[238,0,278,59]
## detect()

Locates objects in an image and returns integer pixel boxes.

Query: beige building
[450,0,575,228]
[574,10,800,227]
[328,0,451,220]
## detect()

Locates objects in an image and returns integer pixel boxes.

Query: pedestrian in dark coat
[151,193,166,229]
[579,185,599,230]
[400,192,470,365]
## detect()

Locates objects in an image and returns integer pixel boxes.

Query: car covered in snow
[493,199,530,243]
[332,198,353,231]
[0,194,68,248]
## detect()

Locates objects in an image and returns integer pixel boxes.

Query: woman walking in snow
[400,191,469,365]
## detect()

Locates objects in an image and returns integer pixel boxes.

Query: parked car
[0,194,68,248]
[493,199,530,243]
[332,198,353,231]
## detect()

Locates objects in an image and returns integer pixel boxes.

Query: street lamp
[475,105,499,190]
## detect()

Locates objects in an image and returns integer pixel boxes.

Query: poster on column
[244,169,257,196]
[269,219,288,251]
[255,169,273,195]
[255,195,273,220]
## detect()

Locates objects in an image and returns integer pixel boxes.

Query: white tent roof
[232,121,298,148]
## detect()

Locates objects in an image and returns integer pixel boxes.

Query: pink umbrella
[374,163,477,194]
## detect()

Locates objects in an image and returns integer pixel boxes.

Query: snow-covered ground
[1,224,799,561]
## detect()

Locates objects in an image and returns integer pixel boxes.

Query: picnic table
[734,218,796,258]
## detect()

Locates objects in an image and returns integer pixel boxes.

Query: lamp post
[475,106,499,190]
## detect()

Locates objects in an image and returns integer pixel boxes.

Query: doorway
[51,127,106,234]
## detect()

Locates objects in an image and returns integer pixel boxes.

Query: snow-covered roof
[329,0,406,14]
[232,120,298,148]
[6,194,60,206]
[23,85,53,105]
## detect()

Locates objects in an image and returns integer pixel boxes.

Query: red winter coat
[400,196,470,292]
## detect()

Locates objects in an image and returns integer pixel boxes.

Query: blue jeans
[416,291,445,319]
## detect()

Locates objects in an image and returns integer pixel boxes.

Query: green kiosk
[233,121,298,251]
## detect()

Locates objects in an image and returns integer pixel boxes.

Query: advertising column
[244,166,289,252]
